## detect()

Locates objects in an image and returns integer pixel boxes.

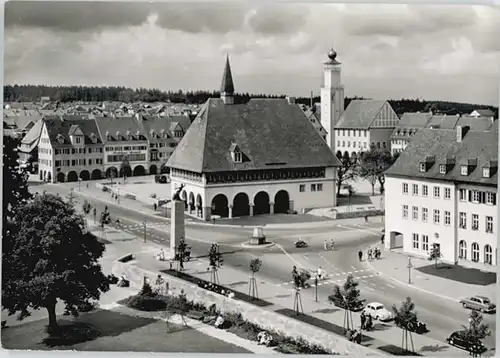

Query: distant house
[390,112,432,156]
[303,107,327,142]
[470,109,495,119]
[40,96,51,104]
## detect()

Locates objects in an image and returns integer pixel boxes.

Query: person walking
[153,202,157,211]
[358,250,363,261]
[364,215,368,223]
[368,248,373,260]
[360,312,366,330]
[330,239,335,251]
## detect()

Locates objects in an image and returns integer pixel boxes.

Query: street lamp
[78,178,82,191]
[143,221,147,243]
[407,257,413,284]
[314,274,318,302]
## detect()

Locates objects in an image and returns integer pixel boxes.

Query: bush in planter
[124,294,167,311]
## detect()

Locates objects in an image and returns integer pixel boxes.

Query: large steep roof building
[167,56,340,221]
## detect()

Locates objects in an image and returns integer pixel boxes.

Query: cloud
[5,1,309,35]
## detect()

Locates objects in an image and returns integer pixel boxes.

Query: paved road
[36,184,496,353]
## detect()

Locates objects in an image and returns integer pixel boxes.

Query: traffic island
[242,227,275,249]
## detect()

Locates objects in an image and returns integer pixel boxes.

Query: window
[412,233,419,249]
[433,186,440,198]
[439,164,446,174]
[234,151,242,163]
[88,159,93,165]
[317,184,323,191]
[486,192,496,205]
[471,243,479,262]
[459,189,467,201]
[311,184,317,192]
[419,163,426,172]
[75,136,81,144]
[433,209,440,224]
[486,216,493,233]
[444,188,451,200]
[342,141,345,147]
[347,141,351,147]
[299,184,305,192]
[459,240,467,259]
[483,168,490,178]
[412,206,418,220]
[402,205,408,219]
[472,191,480,203]
[461,165,468,175]
[444,211,451,226]
[459,212,467,229]
[422,207,428,222]
[71,160,76,166]
[337,141,341,147]
[364,142,367,148]
[484,245,493,265]
[422,185,428,197]
[472,214,479,230]
[402,183,409,194]
[412,184,418,195]
[55,160,61,167]
[422,235,429,252]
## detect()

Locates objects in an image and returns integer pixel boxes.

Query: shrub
[124,294,167,311]
[139,282,156,297]
[150,193,157,199]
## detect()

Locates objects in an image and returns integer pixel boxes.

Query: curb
[364,258,460,303]
[240,242,276,249]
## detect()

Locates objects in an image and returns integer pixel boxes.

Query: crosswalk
[276,269,379,287]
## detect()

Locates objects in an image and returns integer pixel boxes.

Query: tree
[335,152,359,195]
[329,274,364,332]
[82,200,92,215]
[2,193,110,334]
[176,236,188,270]
[461,310,490,349]
[120,155,131,183]
[392,297,418,352]
[207,244,223,284]
[249,258,262,299]
[66,188,77,206]
[428,243,442,268]
[376,150,396,194]
[358,146,395,195]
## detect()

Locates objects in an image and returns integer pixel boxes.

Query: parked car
[329,295,365,312]
[395,319,429,334]
[362,302,393,321]
[459,296,496,313]
[446,331,487,354]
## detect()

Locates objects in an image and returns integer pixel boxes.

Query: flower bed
[161,269,273,307]
[119,283,336,355]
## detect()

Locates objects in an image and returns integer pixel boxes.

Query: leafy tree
[358,146,395,195]
[249,258,262,299]
[176,236,188,270]
[66,188,77,206]
[120,155,131,183]
[2,193,110,334]
[335,151,359,195]
[461,310,490,345]
[329,274,364,331]
[82,200,92,215]
[168,289,190,326]
[392,297,418,352]
[207,244,223,284]
[428,243,442,268]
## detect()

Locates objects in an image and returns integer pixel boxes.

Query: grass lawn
[1,308,250,353]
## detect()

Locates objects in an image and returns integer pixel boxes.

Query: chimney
[287,96,296,105]
[310,91,313,107]
[456,125,470,142]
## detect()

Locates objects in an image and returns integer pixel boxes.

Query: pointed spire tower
[220,54,235,105]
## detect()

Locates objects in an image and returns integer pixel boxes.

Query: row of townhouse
[33,114,191,183]
[384,125,497,271]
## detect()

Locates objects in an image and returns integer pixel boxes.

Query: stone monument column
[170,185,186,259]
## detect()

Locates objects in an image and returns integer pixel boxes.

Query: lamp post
[143,220,147,243]
[407,257,413,284]
[314,274,318,302]
[78,178,81,191]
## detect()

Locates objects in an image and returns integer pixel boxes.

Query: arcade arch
[211,194,229,218]
[233,192,250,217]
[253,191,270,215]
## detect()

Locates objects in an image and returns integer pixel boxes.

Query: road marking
[350,265,357,270]
[318,253,340,271]
[337,224,381,236]
[364,286,375,292]
[275,243,306,269]
[386,283,396,288]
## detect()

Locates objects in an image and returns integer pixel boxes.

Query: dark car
[329,295,365,312]
[446,331,487,354]
[396,319,429,334]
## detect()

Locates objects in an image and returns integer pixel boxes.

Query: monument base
[249,236,267,245]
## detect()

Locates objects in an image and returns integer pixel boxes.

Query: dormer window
[234,151,242,163]
[230,142,243,163]
[461,165,468,176]
[483,167,490,178]
[115,131,120,140]
[90,133,98,144]
[105,131,111,141]
[439,164,446,174]
[57,134,64,144]
[419,163,426,172]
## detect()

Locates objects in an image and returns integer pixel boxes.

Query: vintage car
[447,331,487,354]
[459,295,496,314]
[329,295,365,312]
[362,302,393,322]
[395,319,429,334]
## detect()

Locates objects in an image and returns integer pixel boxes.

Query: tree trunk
[337,180,342,196]
[45,300,59,335]
[371,183,375,196]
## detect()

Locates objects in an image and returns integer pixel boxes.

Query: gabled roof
[135,115,191,141]
[455,115,493,132]
[425,114,460,129]
[167,98,340,173]
[20,119,44,149]
[395,112,432,128]
[43,116,103,146]
[386,128,497,186]
[335,100,387,129]
[471,109,495,117]
[68,124,84,136]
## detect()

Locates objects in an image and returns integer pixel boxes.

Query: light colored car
[363,302,393,321]
[459,296,496,314]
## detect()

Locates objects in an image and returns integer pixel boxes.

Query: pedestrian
[364,215,368,223]
[368,248,372,260]
[360,312,366,329]
[381,234,385,244]
[358,250,363,261]
[153,202,157,211]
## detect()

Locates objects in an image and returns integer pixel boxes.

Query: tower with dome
[320,48,345,150]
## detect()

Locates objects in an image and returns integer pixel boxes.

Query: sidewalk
[72,183,384,230]
[102,223,469,357]
[365,248,496,303]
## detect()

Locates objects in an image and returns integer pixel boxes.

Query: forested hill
[4,84,498,117]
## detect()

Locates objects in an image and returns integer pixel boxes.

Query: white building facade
[384,126,497,271]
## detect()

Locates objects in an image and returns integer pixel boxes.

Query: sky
[4,1,500,105]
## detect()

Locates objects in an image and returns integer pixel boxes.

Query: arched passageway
[133,165,145,177]
[57,172,65,183]
[149,165,158,175]
[80,170,90,181]
[188,192,195,212]
[39,171,43,180]
[106,167,118,179]
[344,151,349,158]
[47,172,52,182]
[254,191,270,215]
[233,192,250,217]
[211,194,229,218]
[120,166,132,178]
[274,190,290,214]
[67,171,78,182]
[196,194,203,218]
[336,150,342,158]
[91,169,102,180]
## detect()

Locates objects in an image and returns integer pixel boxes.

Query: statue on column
[172,184,185,201]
